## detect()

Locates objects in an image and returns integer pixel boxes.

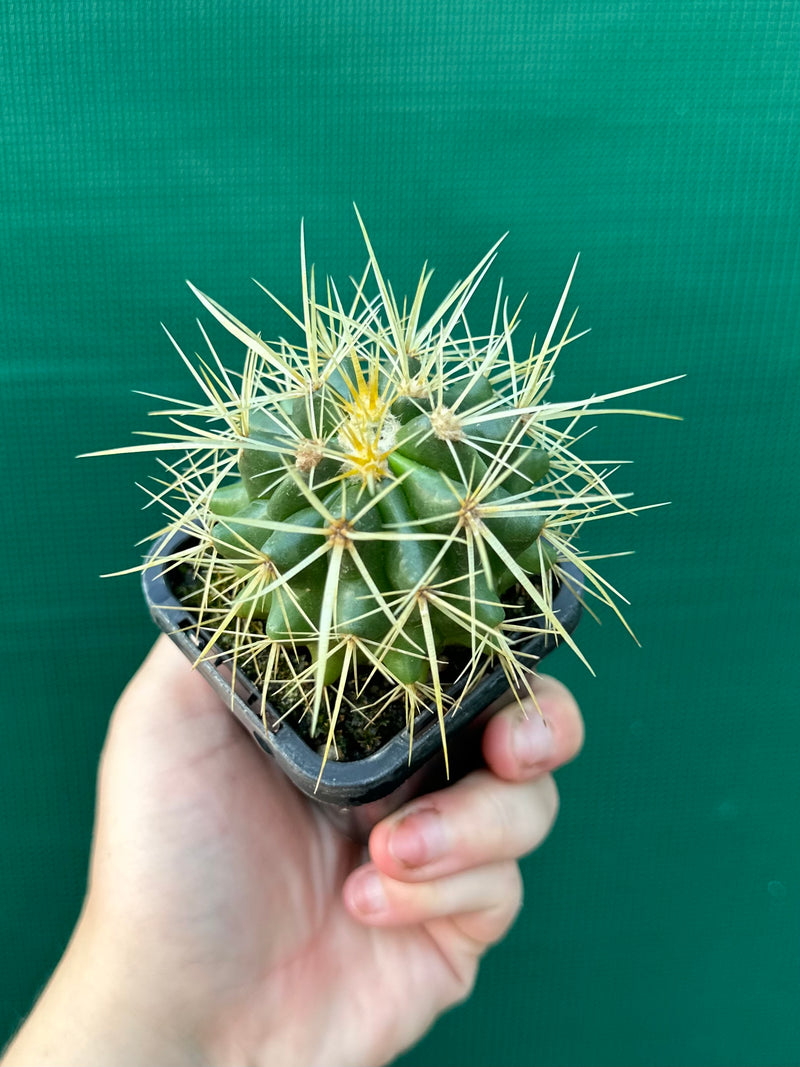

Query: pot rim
[141,528,583,808]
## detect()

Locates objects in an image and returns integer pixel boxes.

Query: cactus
[106,215,674,768]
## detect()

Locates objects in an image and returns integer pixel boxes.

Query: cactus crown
[103,215,674,768]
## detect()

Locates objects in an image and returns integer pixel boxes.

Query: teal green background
[2,2,798,1064]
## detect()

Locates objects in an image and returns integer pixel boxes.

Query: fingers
[344,770,558,932]
[344,856,524,939]
[481,672,584,783]
[343,675,582,934]
[368,770,559,883]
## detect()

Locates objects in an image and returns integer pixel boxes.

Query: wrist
[2,908,207,1067]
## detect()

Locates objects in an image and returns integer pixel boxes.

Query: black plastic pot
[142,529,583,842]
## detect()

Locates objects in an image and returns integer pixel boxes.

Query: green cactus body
[207,373,553,699]
[120,218,671,757]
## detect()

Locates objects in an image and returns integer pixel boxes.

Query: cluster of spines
[99,217,675,766]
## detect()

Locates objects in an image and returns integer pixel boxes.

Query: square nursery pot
[142,529,583,842]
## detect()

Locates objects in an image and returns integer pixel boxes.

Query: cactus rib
[94,216,677,763]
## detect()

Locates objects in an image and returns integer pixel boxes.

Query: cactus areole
[112,215,672,836]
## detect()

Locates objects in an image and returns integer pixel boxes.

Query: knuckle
[470,773,561,859]
[489,861,525,934]
[450,957,480,1005]
[477,779,518,854]
[520,774,560,854]
[505,861,525,915]
[536,773,560,834]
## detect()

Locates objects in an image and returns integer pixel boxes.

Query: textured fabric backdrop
[1,2,798,1065]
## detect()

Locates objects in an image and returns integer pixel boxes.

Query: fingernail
[513,713,555,769]
[349,868,387,915]
[389,806,448,868]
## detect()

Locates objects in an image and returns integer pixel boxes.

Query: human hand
[2,636,583,1067]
